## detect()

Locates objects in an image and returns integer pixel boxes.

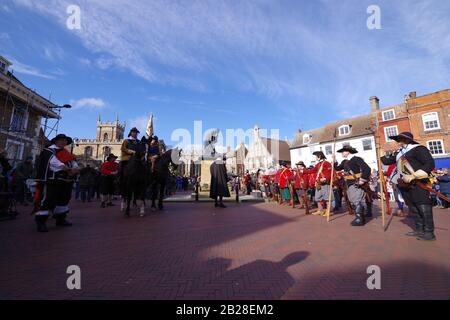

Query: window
[84,147,93,157]
[362,139,373,151]
[103,147,111,157]
[382,109,395,121]
[325,145,332,155]
[303,134,312,144]
[422,112,440,131]
[427,140,445,155]
[384,126,398,142]
[103,133,109,142]
[5,140,24,164]
[339,125,351,136]
[10,106,28,132]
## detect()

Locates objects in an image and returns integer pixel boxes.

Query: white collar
[396,144,420,161]
[49,145,63,150]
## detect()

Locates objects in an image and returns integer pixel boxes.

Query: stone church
[72,115,126,166]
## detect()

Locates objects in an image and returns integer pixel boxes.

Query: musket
[296,165,311,215]
[288,181,296,208]
[399,156,450,203]
[373,117,389,227]
[326,128,338,222]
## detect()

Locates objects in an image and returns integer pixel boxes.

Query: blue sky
[1,0,449,148]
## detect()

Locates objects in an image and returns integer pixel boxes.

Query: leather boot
[55,213,73,227]
[405,206,424,237]
[417,204,436,241]
[365,202,373,218]
[351,204,366,226]
[35,215,49,233]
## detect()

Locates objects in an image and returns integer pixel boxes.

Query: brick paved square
[0,201,449,300]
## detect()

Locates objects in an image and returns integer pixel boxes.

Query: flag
[146,113,154,137]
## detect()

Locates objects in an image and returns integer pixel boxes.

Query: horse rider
[147,135,161,173]
[120,127,141,188]
[34,134,80,233]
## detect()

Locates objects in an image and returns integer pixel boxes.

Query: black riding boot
[405,206,424,237]
[35,215,49,233]
[417,204,436,241]
[351,204,366,226]
[55,213,73,227]
[365,202,373,218]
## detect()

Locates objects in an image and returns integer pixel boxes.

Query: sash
[390,144,420,185]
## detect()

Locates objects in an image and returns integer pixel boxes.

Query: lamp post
[43,104,72,138]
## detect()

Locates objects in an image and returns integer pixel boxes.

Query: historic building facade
[290,114,378,170]
[375,89,450,168]
[72,115,126,166]
[0,56,59,165]
[244,126,291,172]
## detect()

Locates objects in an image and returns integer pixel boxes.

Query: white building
[290,114,378,170]
[244,126,291,173]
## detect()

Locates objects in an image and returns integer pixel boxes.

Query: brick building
[375,89,450,168]
[0,56,59,166]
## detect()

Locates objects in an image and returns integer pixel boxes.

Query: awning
[434,157,450,169]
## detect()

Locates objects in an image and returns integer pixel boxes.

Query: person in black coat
[381,132,436,241]
[334,145,372,226]
[210,156,231,208]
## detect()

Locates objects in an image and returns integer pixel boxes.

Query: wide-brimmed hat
[107,153,118,161]
[128,127,140,137]
[51,134,73,145]
[313,151,326,159]
[389,132,419,144]
[296,161,306,167]
[337,145,358,154]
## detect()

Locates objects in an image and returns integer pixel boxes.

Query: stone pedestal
[200,160,214,191]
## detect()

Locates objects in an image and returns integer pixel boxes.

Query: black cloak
[209,161,231,199]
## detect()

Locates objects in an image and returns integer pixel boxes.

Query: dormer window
[303,134,312,144]
[338,125,351,136]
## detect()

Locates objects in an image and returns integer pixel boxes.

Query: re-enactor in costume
[34,134,79,233]
[381,132,436,241]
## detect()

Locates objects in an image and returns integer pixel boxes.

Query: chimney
[369,96,380,112]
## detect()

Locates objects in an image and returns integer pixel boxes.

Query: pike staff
[326,128,338,222]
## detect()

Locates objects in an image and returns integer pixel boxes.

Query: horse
[148,148,181,211]
[121,141,148,217]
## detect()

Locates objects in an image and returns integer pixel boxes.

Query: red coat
[303,161,332,185]
[101,161,118,176]
[293,171,309,190]
[278,168,294,189]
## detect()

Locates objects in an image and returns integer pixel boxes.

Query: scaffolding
[0,70,61,165]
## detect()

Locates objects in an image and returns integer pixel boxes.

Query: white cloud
[6,57,55,79]
[71,97,106,109]
[12,0,450,117]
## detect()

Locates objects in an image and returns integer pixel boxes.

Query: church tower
[96,114,126,142]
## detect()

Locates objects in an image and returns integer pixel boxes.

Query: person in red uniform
[100,153,119,208]
[294,161,309,209]
[278,162,294,205]
[302,151,333,216]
